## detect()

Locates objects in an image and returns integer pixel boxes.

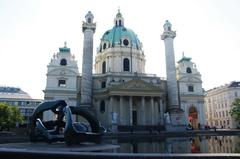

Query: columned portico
[106,95,165,126]
[95,79,166,131]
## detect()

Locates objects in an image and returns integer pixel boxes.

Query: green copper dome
[100,26,141,49]
[98,10,142,52]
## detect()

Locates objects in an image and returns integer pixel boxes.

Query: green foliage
[230,98,240,123]
[0,102,24,128]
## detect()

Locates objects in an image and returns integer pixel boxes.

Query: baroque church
[44,10,205,131]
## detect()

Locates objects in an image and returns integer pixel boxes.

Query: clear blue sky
[0,0,240,99]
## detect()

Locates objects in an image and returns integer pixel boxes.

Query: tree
[9,106,24,127]
[0,103,11,130]
[0,102,24,130]
[230,98,240,125]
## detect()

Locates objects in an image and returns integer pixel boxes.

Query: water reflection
[207,136,240,153]
[104,136,240,153]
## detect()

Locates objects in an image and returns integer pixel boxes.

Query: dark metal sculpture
[29,100,104,145]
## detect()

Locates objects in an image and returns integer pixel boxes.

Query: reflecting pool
[103,136,240,153]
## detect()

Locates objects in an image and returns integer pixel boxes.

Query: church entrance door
[188,106,198,129]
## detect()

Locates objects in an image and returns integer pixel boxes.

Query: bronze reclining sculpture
[29,100,105,145]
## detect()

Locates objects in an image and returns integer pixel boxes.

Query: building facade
[0,87,42,124]
[204,81,240,129]
[177,54,205,129]
[44,10,205,131]
[44,42,80,107]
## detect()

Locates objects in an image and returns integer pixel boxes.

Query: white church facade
[44,11,205,131]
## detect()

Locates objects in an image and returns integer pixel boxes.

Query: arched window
[119,20,122,26]
[186,67,192,73]
[100,100,105,113]
[102,61,106,74]
[103,43,106,50]
[123,58,130,71]
[60,59,67,66]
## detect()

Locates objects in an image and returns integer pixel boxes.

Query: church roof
[101,27,141,49]
[177,55,192,63]
[0,87,31,99]
[116,10,122,17]
[59,42,70,53]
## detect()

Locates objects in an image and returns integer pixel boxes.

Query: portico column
[107,56,110,72]
[129,96,133,125]
[159,97,164,125]
[199,103,205,126]
[120,96,124,125]
[141,96,145,125]
[109,96,113,126]
[151,97,154,125]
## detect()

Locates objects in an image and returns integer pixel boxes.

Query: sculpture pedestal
[166,108,187,131]
[111,124,118,133]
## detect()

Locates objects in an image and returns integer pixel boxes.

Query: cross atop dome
[114,8,124,26]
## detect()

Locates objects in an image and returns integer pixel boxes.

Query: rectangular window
[58,80,66,87]
[101,81,106,88]
[188,85,194,92]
